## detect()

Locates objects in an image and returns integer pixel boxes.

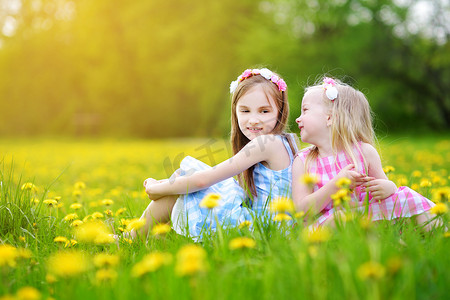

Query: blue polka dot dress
[171,134,298,240]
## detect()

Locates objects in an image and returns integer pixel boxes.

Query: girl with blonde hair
[292,77,437,229]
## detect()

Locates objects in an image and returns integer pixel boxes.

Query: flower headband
[229,68,287,94]
[323,77,338,101]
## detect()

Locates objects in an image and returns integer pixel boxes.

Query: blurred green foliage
[0,0,448,137]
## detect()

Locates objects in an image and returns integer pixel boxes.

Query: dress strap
[281,133,298,160]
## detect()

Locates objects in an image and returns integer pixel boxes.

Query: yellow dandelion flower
[63,213,79,222]
[430,202,448,215]
[419,179,432,188]
[126,219,146,232]
[123,238,133,244]
[199,193,221,209]
[229,237,256,250]
[115,208,126,216]
[175,244,208,277]
[54,196,61,202]
[101,199,114,206]
[92,212,104,219]
[331,189,351,206]
[357,261,385,281]
[82,215,92,222]
[238,221,252,229]
[131,252,173,277]
[45,274,57,284]
[302,227,331,244]
[412,170,422,178]
[96,268,117,283]
[19,236,26,243]
[74,221,112,244]
[94,234,115,245]
[300,173,319,186]
[395,175,408,186]
[273,213,292,222]
[30,198,40,205]
[294,211,305,218]
[74,182,86,190]
[336,177,352,188]
[432,187,450,203]
[104,209,113,216]
[270,197,295,214]
[47,251,89,278]
[16,286,41,300]
[119,218,130,226]
[0,244,18,267]
[64,239,78,248]
[53,236,68,244]
[70,203,83,210]
[43,199,58,207]
[383,166,395,174]
[151,223,171,236]
[71,220,83,227]
[93,254,120,268]
[21,183,37,192]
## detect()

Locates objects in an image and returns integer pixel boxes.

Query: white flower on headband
[229,68,287,94]
[259,68,272,80]
[229,80,239,93]
[323,77,338,101]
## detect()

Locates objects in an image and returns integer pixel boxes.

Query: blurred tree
[0,0,251,137]
[242,0,450,131]
[0,0,448,137]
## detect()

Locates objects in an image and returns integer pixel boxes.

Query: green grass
[0,135,449,300]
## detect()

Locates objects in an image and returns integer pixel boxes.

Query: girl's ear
[326,114,332,127]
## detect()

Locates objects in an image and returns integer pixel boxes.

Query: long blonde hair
[230,72,294,197]
[304,78,375,172]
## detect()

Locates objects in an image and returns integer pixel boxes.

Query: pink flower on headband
[277,79,287,91]
[241,69,253,81]
[270,75,280,84]
[323,77,336,86]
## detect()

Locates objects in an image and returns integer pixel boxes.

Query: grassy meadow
[0,135,449,300]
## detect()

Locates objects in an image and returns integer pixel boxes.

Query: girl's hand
[143,178,165,200]
[336,164,371,188]
[143,178,158,188]
[364,179,397,201]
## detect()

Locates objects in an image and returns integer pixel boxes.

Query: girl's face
[236,85,279,141]
[296,88,331,145]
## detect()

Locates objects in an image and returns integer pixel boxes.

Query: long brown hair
[230,72,293,198]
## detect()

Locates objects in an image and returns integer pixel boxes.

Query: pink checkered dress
[296,144,434,226]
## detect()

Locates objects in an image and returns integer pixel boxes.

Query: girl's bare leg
[416,211,443,232]
[130,168,182,238]
[130,195,177,238]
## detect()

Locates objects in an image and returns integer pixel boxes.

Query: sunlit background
[0,0,449,138]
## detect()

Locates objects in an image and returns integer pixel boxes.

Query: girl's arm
[361,143,397,201]
[145,135,286,199]
[292,156,368,215]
